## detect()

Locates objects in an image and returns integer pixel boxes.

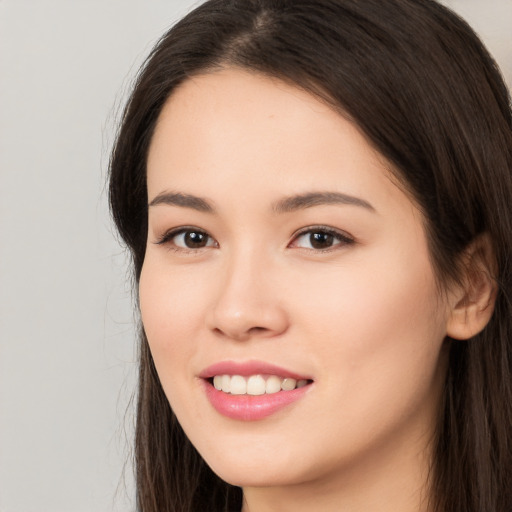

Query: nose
[206,252,289,341]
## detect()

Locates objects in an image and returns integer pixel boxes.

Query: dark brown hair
[109,1,512,510]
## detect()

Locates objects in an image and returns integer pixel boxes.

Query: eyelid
[154,226,218,249]
[289,225,355,250]
[152,224,354,252]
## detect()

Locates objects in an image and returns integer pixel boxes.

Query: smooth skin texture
[139,68,495,512]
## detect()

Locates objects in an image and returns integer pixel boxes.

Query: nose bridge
[208,244,288,340]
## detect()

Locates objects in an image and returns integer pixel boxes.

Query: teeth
[221,375,231,393]
[265,375,282,394]
[281,378,297,391]
[211,374,310,395]
[230,375,247,395]
[247,375,266,395]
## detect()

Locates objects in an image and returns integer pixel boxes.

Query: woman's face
[140,68,451,492]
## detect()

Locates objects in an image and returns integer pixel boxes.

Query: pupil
[185,231,207,248]
[310,232,333,249]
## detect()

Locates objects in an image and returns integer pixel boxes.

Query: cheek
[288,244,446,404]
[276,254,447,470]
[138,258,208,370]
[292,251,440,336]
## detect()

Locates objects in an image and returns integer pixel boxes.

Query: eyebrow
[272,191,375,213]
[148,192,215,212]
[148,190,375,214]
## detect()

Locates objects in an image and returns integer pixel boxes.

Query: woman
[109,0,512,510]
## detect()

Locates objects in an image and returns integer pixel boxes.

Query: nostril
[248,326,267,334]
[212,325,269,340]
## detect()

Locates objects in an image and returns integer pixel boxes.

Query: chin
[212,465,303,489]
[201,448,309,488]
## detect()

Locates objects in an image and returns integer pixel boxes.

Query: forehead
[146,68,413,219]
[148,68,355,171]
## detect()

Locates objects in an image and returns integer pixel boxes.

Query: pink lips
[200,360,312,421]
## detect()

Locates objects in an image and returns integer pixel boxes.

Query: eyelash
[290,225,355,252]
[154,225,355,253]
[155,226,218,253]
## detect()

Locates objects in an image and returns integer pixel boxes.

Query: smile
[212,374,309,395]
[200,361,313,421]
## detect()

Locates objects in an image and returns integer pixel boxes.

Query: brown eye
[309,232,335,249]
[291,227,354,251]
[182,231,210,248]
[159,228,217,250]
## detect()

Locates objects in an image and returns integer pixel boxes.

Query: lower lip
[203,380,311,421]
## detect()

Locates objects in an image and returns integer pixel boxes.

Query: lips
[199,360,313,421]
[199,360,312,380]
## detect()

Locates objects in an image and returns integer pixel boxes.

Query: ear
[446,233,498,340]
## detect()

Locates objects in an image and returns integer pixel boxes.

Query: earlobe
[446,234,498,340]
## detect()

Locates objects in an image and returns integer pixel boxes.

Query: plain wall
[0,1,510,511]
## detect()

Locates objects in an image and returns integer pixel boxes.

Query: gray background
[0,1,510,511]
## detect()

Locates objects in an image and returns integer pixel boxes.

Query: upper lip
[199,360,312,381]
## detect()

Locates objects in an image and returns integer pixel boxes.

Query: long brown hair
[109,1,512,510]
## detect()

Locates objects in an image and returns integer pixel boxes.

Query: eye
[290,226,354,251]
[156,228,217,250]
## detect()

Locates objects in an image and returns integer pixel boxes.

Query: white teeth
[221,374,231,393]
[230,375,247,395]
[247,375,266,395]
[211,374,310,395]
[265,375,282,394]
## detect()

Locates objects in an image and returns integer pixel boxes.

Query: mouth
[207,374,312,395]
[200,361,314,421]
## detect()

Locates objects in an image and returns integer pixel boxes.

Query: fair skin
[139,68,494,512]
